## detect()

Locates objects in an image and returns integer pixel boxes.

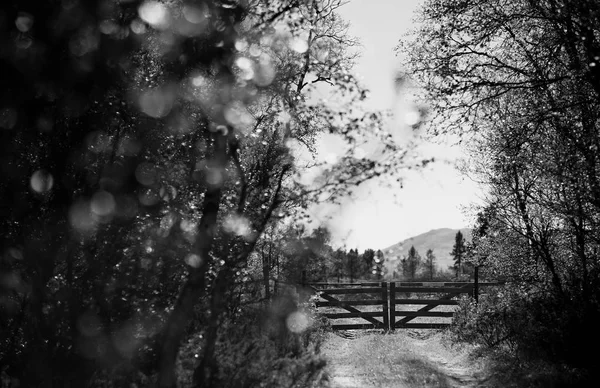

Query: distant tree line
[393,231,471,281]
[277,227,388,285]
[285,229,476,284]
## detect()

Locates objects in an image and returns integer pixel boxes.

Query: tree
[401,246,421,281]
[400,0,600,374]
[400,0,600,293]
[331,248,347,282]
[347,248,359,283]
[450,231,467,277]
[373,249,385,280]
[424,249,436,280]
[0,0,427,386]
[361,248,374,279]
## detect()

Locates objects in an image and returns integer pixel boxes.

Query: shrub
[449,285,600,385]
[175,292,330,388]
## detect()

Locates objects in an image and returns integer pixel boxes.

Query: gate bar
[381,282,389,331]
[389,282,395,331]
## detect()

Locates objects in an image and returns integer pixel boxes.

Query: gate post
[473,266,479,303]
[381,282,389,331]
[389,282,396,331]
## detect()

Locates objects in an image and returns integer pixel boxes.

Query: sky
[311,0,485,251]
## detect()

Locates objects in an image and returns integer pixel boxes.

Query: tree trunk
[157,131,229,388]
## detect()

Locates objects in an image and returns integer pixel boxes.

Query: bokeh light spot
[185,253,202,268]
[138,1,170,30]
[135,162,157,186]
[15,12,34,33]
[223,214,251,237]
[69,200,97,233]
[290,37,308,53]
[90,191,116,216]
[286,311,311,333]
[30,170,54,193]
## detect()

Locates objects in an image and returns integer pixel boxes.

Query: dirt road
[321,330,491,388]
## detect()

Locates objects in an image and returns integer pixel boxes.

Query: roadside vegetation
[400,0,600,386]
[0,1,425,386]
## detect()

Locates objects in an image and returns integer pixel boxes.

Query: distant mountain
[382,228,472,272]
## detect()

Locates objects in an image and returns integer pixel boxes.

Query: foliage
[424,249,436,280]
[401,0,600,378]
[0,0,423,386]
[176,292,330,388]
[400,245,421,281]
[450,286,600,385]
[450,231,466,277]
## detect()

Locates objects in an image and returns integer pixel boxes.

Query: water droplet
[183,5,206,24]
[235,38,248,52]
[130,19,147,34]
[191,74,208,87]
[223,214,252,237]
[224,101,255,132]
[15,12,34,33]
[138,1,170,30]
[8,248,23,261]
[138,188,160,206]
[234,56,255,80]
[0,108,18,129]
[135,162,157,186]
[286,311,311,333]
[91,191,116,216]
[185,253,202,268]
[205,168,223,186]
[138,87,174,118]
[69,200,97,233]
[159,185,177,201]
[30,170,54,193]
[249,43,262,57]
[404,109,421,126]
[99,20,118,35]
[290,37,308,53]
[254,54,276,86]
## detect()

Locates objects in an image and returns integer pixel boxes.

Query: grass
[323,331,470,388]
[363,341,453,388]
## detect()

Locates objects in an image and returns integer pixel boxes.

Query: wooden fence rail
[309,281,503,331]
[310,283,388,330]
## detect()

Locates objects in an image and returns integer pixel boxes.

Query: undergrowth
[449,288,600,387]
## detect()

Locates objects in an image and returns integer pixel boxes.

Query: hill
[382,228,472,272]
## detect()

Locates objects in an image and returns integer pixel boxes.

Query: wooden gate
[310,281,499,331]
[310,282,389,330]
[389,282,474,330]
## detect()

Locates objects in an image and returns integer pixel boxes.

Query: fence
[309,281,501,331]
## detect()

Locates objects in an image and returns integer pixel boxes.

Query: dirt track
[321,329,491,388]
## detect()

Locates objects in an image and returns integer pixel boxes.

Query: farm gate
[309,281,497,331]
[311,282,389,330]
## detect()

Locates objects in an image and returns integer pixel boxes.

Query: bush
[175,292,330,388]
[449,286,600,385]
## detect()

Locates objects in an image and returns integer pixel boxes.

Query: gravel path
[321,330,491,388]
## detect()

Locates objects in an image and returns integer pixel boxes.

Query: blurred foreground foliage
[400,0,600,384]
[0,0,420,386]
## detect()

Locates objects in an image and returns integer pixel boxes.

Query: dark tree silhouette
[450,231,466,277]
